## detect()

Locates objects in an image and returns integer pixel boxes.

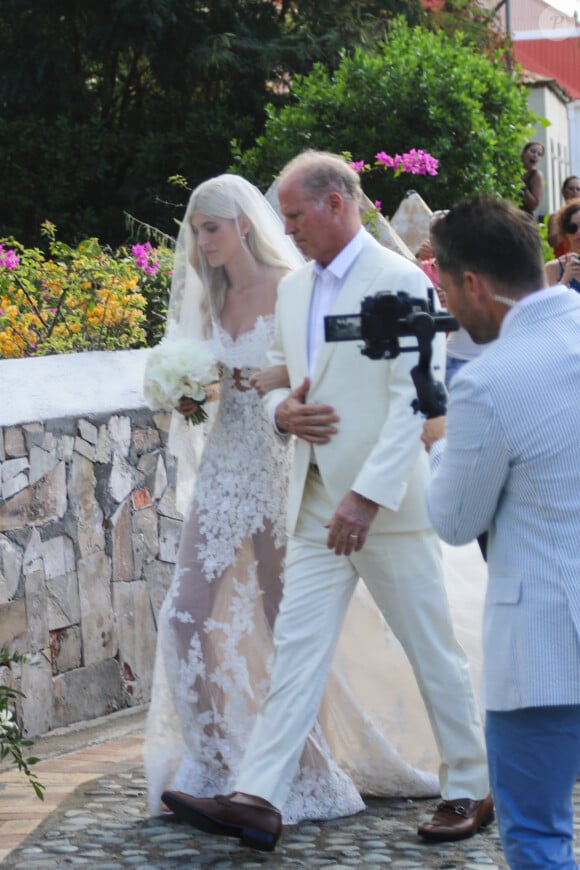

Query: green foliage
[0,647,45,800]
[0,223,172,358]
[419,0,510,55]
[233,18,536,215]
[274,0,423,71]
[0,0,424,248]
[538,215,557,264]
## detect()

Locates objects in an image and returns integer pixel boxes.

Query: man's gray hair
[280,150,362,205]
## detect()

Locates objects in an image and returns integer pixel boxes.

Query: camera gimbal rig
[324,289,458,419]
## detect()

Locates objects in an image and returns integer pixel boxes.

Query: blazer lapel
[285,263,315,377]
[310,239,382,388]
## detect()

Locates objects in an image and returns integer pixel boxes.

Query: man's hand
[325,490,378,556]
[275,377,339,443]
[421,416,446,452]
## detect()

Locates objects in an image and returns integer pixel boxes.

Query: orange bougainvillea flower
[0,225,172,358]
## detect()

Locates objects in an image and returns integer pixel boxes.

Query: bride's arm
[249,364,290,397]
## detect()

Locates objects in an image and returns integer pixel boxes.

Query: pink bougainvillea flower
[349,160,366,173]
[374,149,439,176]
[0,244,20,270]
[132,242,152,259]
[400,149,439,176]
[374,200,382,210]
[375,151,395,168]
[132,241,161,276]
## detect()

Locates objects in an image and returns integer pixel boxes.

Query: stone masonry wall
[0,408,181,737]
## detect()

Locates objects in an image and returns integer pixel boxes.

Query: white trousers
[236,468,489,809]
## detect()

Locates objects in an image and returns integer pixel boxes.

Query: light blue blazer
[427,288,580,711]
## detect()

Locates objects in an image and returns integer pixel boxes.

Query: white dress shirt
[273,228,367,438]
[307,228,366,372]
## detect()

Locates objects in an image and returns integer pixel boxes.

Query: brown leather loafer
[417,794,494,842]
[160,790,282,852]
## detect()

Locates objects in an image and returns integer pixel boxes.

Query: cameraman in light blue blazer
[422,195,580,869]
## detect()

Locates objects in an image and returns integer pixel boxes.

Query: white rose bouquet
[143,337,219,424]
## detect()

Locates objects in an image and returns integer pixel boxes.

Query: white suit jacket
[264,231,445,537]
[426,288,580,711]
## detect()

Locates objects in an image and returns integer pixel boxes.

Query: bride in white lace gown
[143,174,485,824]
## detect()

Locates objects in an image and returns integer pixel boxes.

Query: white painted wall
[0,348,151,428]
[527,85,571,217]
[568,99,580,176]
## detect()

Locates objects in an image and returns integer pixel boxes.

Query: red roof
[420,0,580,99]
[513,36,580,99]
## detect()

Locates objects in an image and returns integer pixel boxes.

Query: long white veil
[164,174,303,512]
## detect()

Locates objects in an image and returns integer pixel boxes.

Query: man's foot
[160,790,282,852]
[417,794,494,842]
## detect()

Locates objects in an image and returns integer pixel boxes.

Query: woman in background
[545,198,580,292]
[520,141,544,217]
[547,176,580,256]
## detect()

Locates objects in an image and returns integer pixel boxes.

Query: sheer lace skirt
[144,502,368,822]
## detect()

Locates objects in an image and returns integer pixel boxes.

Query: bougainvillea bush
[0,223,172,359]
[232,18,534,216]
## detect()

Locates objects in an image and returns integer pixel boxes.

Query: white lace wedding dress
[144,314,485,824]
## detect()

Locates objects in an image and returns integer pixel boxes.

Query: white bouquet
[143,337,219,424]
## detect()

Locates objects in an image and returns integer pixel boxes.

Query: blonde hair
[184,174,296,334]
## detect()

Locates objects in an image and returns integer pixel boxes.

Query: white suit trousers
[236,468,489,809]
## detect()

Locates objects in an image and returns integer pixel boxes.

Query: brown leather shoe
[160,790,282,852]
[417,794,494,842]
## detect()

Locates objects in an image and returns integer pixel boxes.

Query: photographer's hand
[275,377,339,443]
[421,416,446,453]
[325,491,378,556]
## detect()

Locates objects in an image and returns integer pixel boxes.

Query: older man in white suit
[423,195,580,869]
[162,151,491,850]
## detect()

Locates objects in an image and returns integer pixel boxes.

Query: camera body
[324,289,457,360]
[324,289,458,418]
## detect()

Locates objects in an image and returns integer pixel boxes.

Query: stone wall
[0,404,181,737]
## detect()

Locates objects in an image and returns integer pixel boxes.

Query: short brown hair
[431,195,544,296]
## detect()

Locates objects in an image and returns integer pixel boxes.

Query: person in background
[422,195,580,869]
[545,198,580,292]
[546,175,580,256]
[520,141,544,217]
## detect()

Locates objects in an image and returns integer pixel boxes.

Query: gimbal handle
[408,312,448,419]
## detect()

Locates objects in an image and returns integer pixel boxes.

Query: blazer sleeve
[426,368,511,544]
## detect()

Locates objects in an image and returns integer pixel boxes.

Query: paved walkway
[1,707,578,869]
[0,707,146,864]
